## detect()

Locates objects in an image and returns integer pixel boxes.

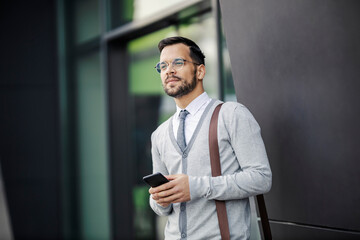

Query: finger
[152,188,177,201]
[157,192,183,204]
[156,186,179,198]
[152,180,176,193]
[152,194,159,201]
[166,192,190,204]
[158,202,170,208]
[169,195,188,203]
[154,197,171,207]
[158,187,190,203]
[156,199,171,208]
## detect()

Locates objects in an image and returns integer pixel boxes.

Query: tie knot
[179,110,189,120]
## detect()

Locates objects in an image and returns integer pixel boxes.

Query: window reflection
[133,0,184,20]
[75,52,110,239]
[177,13,218,99]
[74,0,100,44]
[222,37,237,102]
[110,0,189,29]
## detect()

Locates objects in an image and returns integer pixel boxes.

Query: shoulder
[221,101,250,117]
[221,101,244,109]
[219,101,259,128]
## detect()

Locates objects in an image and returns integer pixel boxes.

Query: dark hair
[158,36,205,65]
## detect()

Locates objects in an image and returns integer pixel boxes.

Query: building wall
[220,0,360,239]
[0,1,61,239]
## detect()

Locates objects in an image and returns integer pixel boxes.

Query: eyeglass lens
[156,58,184,73]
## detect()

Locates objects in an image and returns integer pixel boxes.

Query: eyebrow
[160,57,187,62]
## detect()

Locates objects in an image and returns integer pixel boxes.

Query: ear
[197,64,206,81]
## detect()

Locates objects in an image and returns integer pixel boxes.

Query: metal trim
[103,0,211,42]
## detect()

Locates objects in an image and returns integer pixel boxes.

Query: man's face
[159,43,198,98]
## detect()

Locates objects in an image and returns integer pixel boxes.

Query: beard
[163,70,197,98]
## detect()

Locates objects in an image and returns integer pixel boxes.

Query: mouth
[166,76,181,84]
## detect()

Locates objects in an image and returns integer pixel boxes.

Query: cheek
[160,74,166,83]
[186,72,195,81]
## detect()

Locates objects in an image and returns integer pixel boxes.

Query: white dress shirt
[173,92,212,145]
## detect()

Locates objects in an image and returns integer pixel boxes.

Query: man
[149,36,272,240]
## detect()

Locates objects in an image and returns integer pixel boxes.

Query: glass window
[133,0,184,20]
[177,12,218,99]
[74,0,101,44]
[221,34,237,102]
[108,0,134,28]
[128,27,173,96]
[109,0,190,29]
[75,52,110,239]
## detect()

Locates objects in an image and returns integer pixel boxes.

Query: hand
[149,174,190,207]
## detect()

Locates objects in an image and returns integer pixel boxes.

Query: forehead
[160,43,190,61]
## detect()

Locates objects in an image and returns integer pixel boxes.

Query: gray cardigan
[150,99,272,240]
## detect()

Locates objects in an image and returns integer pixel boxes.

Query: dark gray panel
[0,88,60,239]
[107,41,134,239]
[220,0,360,232]
[0,1,57,86]
[0,88,59,179]
[0,2,60,237]
[270,222,360,240]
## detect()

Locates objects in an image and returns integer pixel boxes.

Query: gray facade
[220,0,360,239]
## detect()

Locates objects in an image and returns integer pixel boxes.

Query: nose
[165,64,176,74]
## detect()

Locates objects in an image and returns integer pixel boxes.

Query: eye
[173,59,184,67]
[159,62,168,71]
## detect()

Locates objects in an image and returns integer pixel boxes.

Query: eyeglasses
[154,58,200,73]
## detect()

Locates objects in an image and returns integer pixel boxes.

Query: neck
[174,85,204,109]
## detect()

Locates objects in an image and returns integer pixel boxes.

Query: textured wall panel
[220,0,360,232]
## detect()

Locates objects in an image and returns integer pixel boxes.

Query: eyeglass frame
[154,57,201,73]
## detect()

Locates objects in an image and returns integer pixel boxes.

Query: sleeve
[149,131,173,216]
[188,103,272,201]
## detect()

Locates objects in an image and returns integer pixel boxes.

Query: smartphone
[143,172,169,187]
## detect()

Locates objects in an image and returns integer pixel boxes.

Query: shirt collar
[175,92,210,119]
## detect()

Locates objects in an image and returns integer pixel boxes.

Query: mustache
[165,75,181,82]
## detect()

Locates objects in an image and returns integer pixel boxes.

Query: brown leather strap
[256,194,272,240]
[209,103,230,240]
[209,104,223,178]
[209,103,272,240]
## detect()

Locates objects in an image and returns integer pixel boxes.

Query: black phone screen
[143,172,169,187]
